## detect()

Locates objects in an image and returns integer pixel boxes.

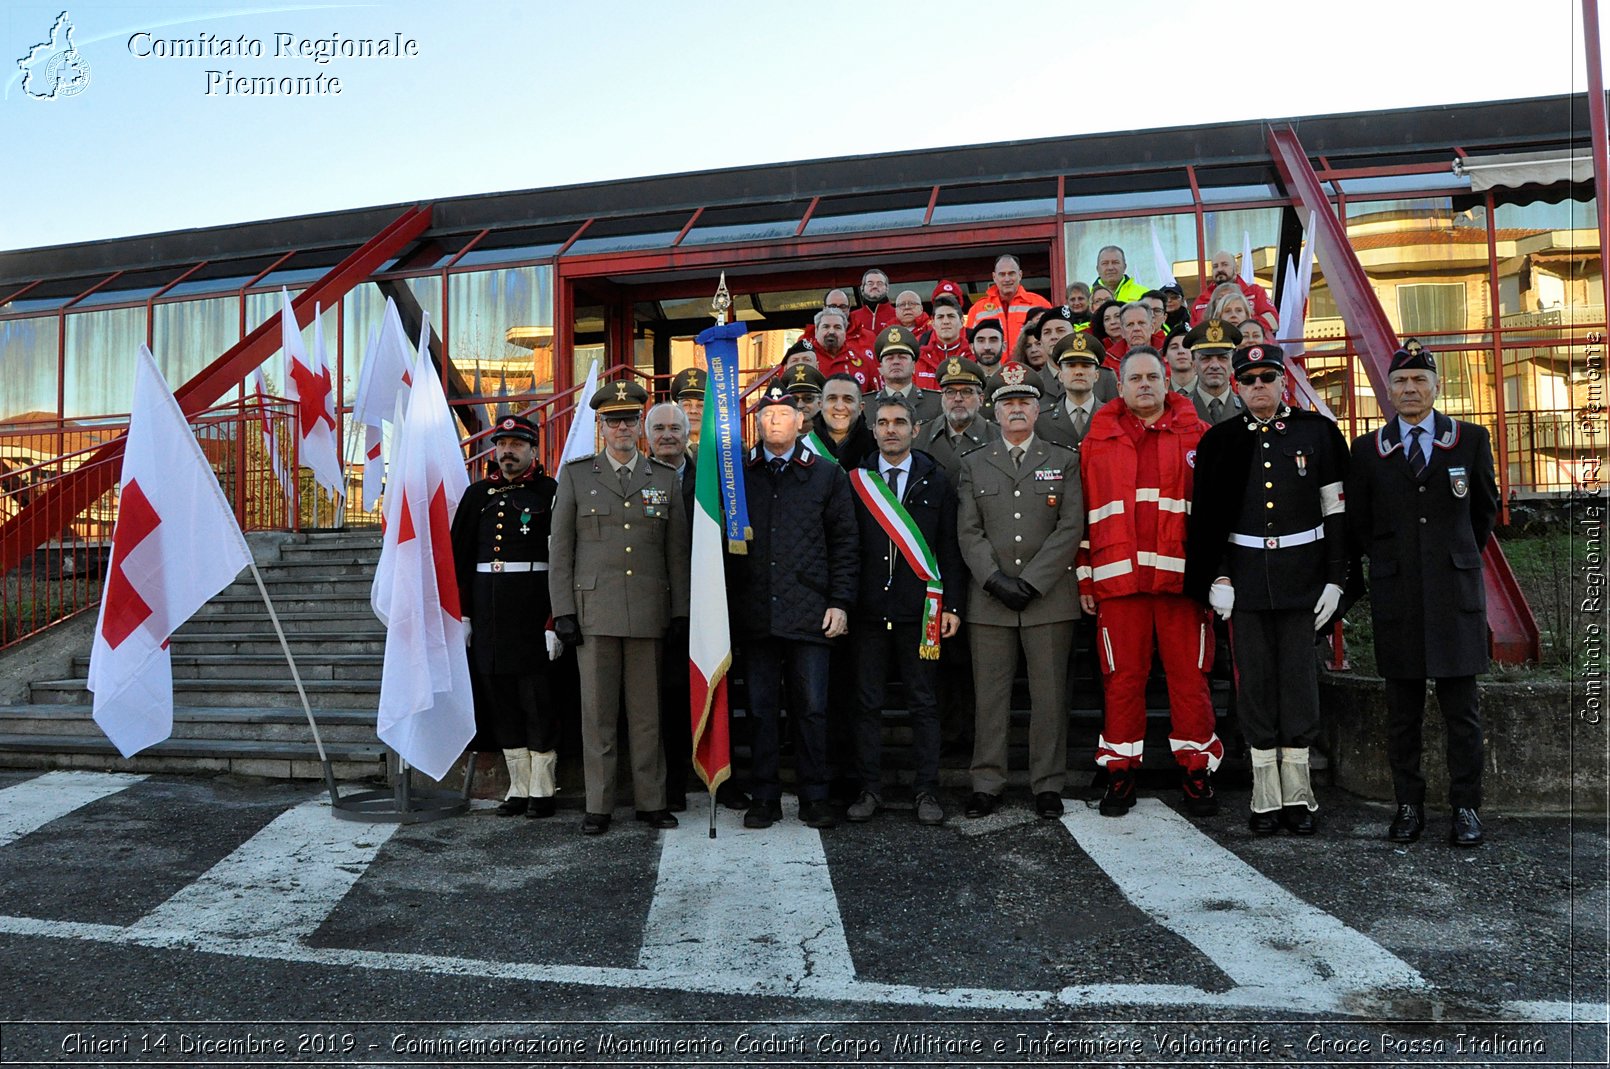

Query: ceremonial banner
[1277,212,1336,420]
[561,358,602,463]
[88,346,253,757]
[351,298,416,510]
[688,364,732,797]
[695,321,751,552]
[280,289,345,496]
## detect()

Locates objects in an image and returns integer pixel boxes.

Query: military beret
[1042,305,1079,326]
[1051,332,1105,366]
[967,317,1005,343]
[671,366,707,400]
[875,325,918,360]
[590,379,649,415]
[1231,344,1286,378]
[936,356,986,389]
[783,363,827,394]
[1388,338,1436,374]
[489,414,539,445]
[990,361,1042,403]
[1183,318,1242,354]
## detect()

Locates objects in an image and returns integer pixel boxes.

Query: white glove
[1208,580,1234,621]
[462,617,472,646]
[1312,583,1343,631]
[545,630,562,661]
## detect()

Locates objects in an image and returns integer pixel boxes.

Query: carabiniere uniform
[449,416,560,817]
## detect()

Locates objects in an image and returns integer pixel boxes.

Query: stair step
[222,575,376,596]
[244,560,378,579]
[30,678,381,710]
[166,634,388,656]
[0,705,380,743]
[0,732,385,780]
[70,654,382,682]
[173,612,385,634]
[196,593,374,615]
[278,541,382,558]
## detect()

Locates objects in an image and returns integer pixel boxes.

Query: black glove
[984,571,1033,613]
[1010,577,1040,604]
[554,615,584,647]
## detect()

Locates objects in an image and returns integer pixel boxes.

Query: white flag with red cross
[280,288,345,497]
[351,298,416,511]
[370,349,473,780]
[87,346,254,757]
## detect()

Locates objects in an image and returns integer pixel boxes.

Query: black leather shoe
[581,812,611,835]
[1282,805,1317,836]
[635,809,678,829]
[525,797,555,819]
[495,797,528,817]
[964,792,1000,818]
[666,794,688,814]
[743,800,782,829]
[716,783,751,810]
[1100,771,1136,817]
[1248,810,1282,835]
[1035,791,1065,818]
[1450,807,1484,847]
[1387,803,1424,843]
[800,800,837,829]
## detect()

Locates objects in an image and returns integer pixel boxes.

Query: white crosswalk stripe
[0,771,145,848]
[0,776,1596,1021]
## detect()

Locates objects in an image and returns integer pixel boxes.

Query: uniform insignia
[1002,364,1026,386]
[1207,323,1224,344]
[890,329,904,344]
[1060,305,1072,317]
[1406,339,1424,355]
[1033,468,1061,481]
[614,382,629,401]
[1186,449,1197,469]
[1449,465,1469,498]
[792,366,808,383]
[1046,494,1058,507]
[947,359,961,376]
[501,418,515,430]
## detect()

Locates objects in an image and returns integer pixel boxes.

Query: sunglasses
[1237,371,1282,385]
[602,414,641,426]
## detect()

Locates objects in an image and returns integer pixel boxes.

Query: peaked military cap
[590,379,649,415]
[1231,344,1286,377]
[1051,332,1105,366]
[1388,338,1436,374]
[1183,318,1243,355]
[875,325,918,359]
[754,383,797,410]
[489,414,540,445]
[671,366,707,400]
[990,361,1042,402]
[783,363,827,394]
[936,356,986,389]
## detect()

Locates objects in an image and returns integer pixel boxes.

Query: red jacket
[917,338,973,390]
[850,302,900,339]
[965,285,1051,352]
[1190,278,1279,332]
[1077,392,1206,602]
[819,342,881,393]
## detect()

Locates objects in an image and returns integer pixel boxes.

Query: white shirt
[878,454,911,495]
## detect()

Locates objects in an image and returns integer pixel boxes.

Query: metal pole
[244,556,340,804]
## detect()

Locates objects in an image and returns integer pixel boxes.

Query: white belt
[477,561,549,573]
[1229,524,1325,550]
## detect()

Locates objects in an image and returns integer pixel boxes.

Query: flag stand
[329,750,468,824]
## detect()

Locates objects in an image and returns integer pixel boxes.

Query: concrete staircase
[0,531,391,780]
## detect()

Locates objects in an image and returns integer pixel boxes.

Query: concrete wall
[1319,673,1605,814]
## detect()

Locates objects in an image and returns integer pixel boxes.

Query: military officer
[549,380,691,835]
[917,355,998,480]
[1182,319,1245,426]
[451,415,562,819]
[783,362,827,423]
[956,362,1085,820]
[864,326,942,428]
[1346,340,1499,848]
[671,366,707,443]
[1185,345,1351,836]
[1036,333,1112,449]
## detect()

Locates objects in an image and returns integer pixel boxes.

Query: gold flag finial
[710,271,732,325]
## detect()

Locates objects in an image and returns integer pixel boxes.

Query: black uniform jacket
[1346,411,1499,678]
[450,467,556,675]
[1185,407,1357,623]
[729,442,859,645]
[850,450,966,623]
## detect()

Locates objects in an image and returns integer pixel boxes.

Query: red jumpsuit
[1078,392,1221,773]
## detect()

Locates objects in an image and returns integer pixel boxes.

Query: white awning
[1452,150,1595,192]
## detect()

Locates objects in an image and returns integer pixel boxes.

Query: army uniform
[1182,319,1246,427]
[1035,332,1110,450]
[863,326,942,428]
[549,381,691,832]
[956,362,1085,815]
[450,416,560,818]
[915,355,999,481]
[671,366,707,444]
[1186,346,1351,834]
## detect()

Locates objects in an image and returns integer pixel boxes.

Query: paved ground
[0,769,1604,1067]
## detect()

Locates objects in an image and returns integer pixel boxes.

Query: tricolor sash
[848,468,944,660]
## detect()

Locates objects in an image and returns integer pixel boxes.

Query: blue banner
[695,321,752,552]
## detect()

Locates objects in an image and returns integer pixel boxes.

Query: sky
[0,0,1599,253]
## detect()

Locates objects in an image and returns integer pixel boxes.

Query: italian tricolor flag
[688,388,732,795]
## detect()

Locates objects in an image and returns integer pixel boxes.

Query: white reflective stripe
[1091,560,1133,581]
[1320,481,1345,516]
[1088,500,1126,524]
[1100,627,1115,673]
[1197,623,1207,669]
[1098,735,1144,757]
[1135,488,1190,513]
[1170,734,1224,773]
[1135,552,1186,573]
[1076,566,1093,581]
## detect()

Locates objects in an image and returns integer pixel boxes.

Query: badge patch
[1186,449,1197,469]
[1033,468,1061,481]
[1449,465,1469,499]
[641,487,669,505]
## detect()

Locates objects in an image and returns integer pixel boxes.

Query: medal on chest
[519,509,531,535]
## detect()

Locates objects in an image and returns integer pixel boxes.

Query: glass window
[1336,172,1469,197]
[802,207,928,235]
[0,315,59,423]
[151,296,238,390]
[680,219,798,246]
[448,266,555,398]
[1198,183,1282,204]
[63,307,145,417]
[452,243,563,268]
[564,230,682,256]
[1065,213,1196,298]
[1200,207,1285,316]
[928,198,1057,225]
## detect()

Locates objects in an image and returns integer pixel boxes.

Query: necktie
[1407,426,1427,478]
[769,457,787,476]
[1072,407,1089,438]
[1208,397,1223,423]
[886,467,903,500]
[1010,445,1025,470]
[618,463,632,493]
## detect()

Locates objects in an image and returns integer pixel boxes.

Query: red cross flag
[350,297,416,511]
[87,345,253,757]
[280,288,345,497]
[370,349,473,780]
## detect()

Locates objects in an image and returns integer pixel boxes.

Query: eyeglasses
[602,415,641,427]
[1237,371,1282,386]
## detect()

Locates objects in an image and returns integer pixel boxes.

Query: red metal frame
[1585,0,1610,315]
[0,205,434,580]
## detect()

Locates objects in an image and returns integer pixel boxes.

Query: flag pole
[244,556,340,804]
